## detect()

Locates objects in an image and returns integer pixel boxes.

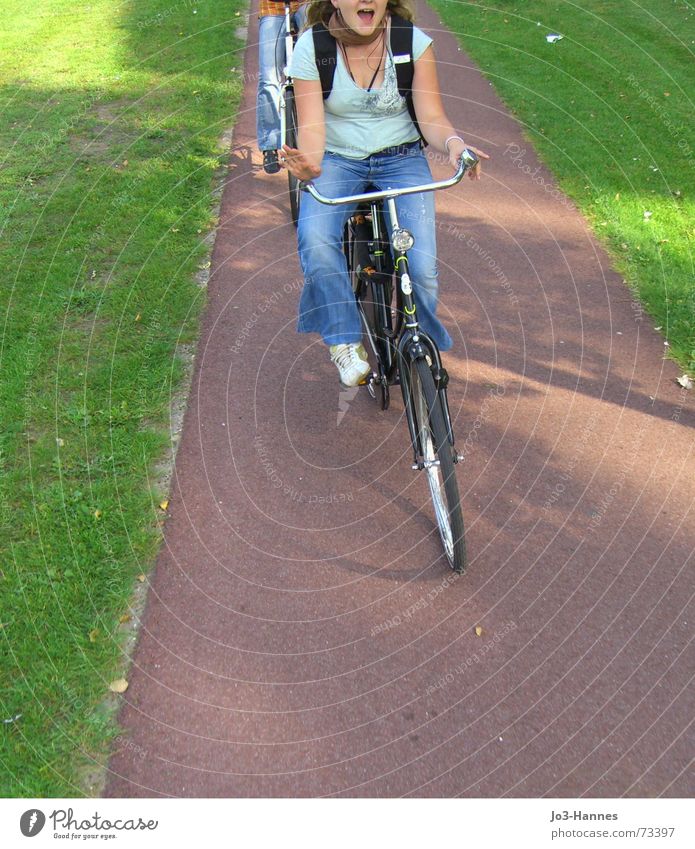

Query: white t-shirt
[289,19,432,159]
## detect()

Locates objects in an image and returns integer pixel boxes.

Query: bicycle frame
[301,149,478,460]
[302,150,478,467]
[353,196,456,468]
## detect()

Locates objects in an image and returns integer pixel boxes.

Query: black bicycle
[301,150,478,573]
[273,0,301,225]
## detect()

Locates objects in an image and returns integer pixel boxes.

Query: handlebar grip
[459,148,479,169]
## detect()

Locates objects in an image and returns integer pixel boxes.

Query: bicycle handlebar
[299,148,479,206]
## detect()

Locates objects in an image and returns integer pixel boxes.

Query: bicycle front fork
[398,337,458,469]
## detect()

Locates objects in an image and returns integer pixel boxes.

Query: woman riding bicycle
[281,0,488,387]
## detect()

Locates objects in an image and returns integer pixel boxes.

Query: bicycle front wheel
[285,87,301,226]
[410,357,467,572]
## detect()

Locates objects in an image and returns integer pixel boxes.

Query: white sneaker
[329,343,371,387]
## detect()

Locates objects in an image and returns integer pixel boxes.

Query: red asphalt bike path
[105,2,694,797]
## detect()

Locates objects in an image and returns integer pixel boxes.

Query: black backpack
[311,14,424,142]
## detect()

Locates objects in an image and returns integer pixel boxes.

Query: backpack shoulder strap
[389,14,424,143]
[312,23,337,100]
[312,15,425,143]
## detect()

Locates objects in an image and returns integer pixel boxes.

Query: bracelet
[444,135,465,152]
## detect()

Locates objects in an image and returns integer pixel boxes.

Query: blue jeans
[256,10,306,152]
[297,145,453,351]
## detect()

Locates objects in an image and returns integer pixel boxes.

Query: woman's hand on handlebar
[280,144,321,182]
[448,139,489,180]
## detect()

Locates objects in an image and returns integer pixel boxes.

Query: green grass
[0,0,247,795]
[429,0,695,370]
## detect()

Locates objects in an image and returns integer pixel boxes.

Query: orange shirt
[258,0,305,18]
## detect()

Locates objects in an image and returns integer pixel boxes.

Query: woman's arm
[412,45,489,179]
[281,77,325,181]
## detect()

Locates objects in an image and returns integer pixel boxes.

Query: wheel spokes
[412,366,455,563]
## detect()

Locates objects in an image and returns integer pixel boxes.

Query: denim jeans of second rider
[256,8,306,152]
[297,144,453,352]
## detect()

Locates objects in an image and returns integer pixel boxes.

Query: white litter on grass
[677,375,693,390]
[546,33,563,43]
[3,714,22,724]
[643,210,653,220]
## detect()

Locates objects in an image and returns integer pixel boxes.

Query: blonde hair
[306,0,416,27]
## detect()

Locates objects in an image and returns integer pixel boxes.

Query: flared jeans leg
[296,148,452,351]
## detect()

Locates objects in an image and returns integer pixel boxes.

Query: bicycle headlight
[391,228,414,252]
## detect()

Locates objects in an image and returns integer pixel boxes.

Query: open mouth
[357,8,375,24]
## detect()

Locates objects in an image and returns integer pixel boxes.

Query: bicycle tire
[348,222,391,408]
[410,356,467,572]
[362,276,391,409]
[285,87,301,226]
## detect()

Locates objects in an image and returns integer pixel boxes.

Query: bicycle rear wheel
[348,217,392,408]
[410,357,466,572]
[284,86,301,226]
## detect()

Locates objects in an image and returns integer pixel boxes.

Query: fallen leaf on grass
[93,509,102,519]
[474,626,483,637]
[109,679,129,694]
[88,629,100,643]
[119,614,132,624]
[159,500,169,511]
[137,574,146,583]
